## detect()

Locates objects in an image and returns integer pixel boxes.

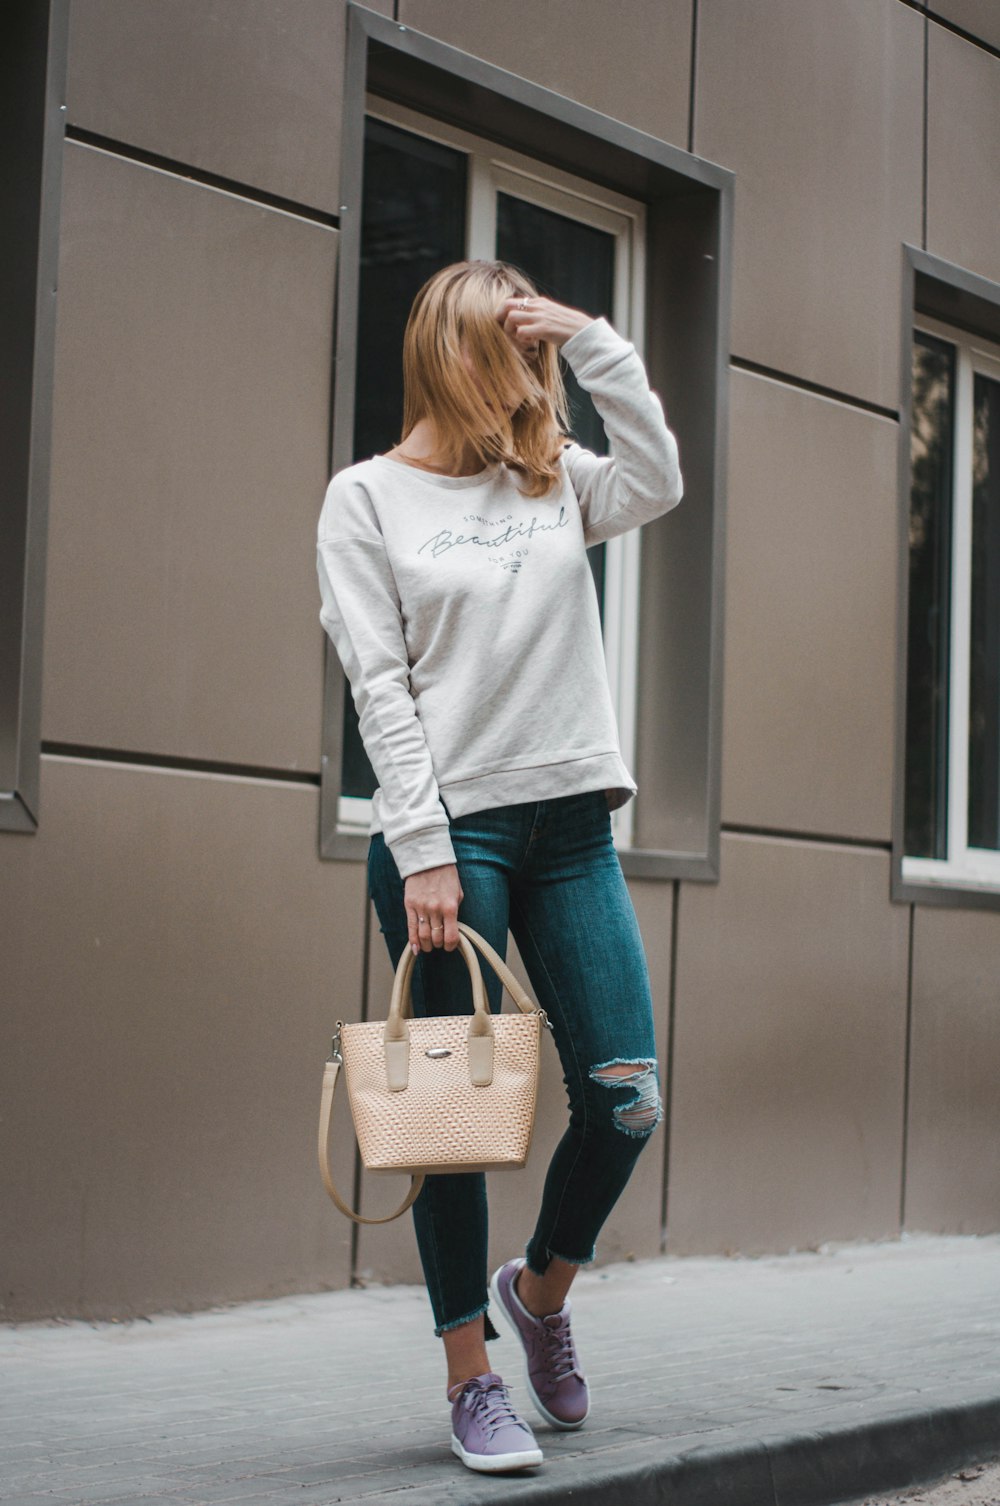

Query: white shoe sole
[489,1262,591,1432]
[450,1434,543,1472]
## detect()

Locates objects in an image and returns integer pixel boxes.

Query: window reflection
[905,333,954,859]
[352,117,467,466]
[968,371,1000,851]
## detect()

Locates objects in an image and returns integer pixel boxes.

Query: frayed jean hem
[434,1300,489,1338]
[524,1242,597,1277]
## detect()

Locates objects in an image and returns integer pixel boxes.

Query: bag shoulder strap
[318,1059,424,1224]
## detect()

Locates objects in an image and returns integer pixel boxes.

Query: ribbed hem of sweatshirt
[438,752,637,820]
[370,756,638,876]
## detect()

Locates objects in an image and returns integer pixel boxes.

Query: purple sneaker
[489,1258,590,1429]
[448,1371,543,1472]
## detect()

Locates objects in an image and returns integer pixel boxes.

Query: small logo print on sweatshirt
[489,551,527,573]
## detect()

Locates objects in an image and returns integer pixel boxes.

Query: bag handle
[383,924,549,1090]
[385,921,542,1027]
[456,922,542,1017]
[385,929,489,1030]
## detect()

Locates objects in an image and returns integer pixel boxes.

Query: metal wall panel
[695,0,923,410]
[928,0,1000,51]
[43,142,335,772]
[0,757,365,1321]
[67,0,391,213]
[668,834,909,1256]
[9,0,991,1324]
[398,0,692,151]
[354,881,673,1289]
[721,369,899,843]
[927,24,1000,287]
[906,905,1000,1233]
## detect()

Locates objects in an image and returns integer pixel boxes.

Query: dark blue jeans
[367,788,662,1340]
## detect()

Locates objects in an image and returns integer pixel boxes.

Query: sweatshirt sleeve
[558,316,684,547]
[316,472,456,879]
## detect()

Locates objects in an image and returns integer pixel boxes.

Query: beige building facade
[3,0,999,1321]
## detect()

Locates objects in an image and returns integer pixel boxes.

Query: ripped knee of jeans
[589,1059,663,1139]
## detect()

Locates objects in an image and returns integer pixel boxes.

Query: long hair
[395,260,573,500]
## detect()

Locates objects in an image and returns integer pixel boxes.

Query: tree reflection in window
[905,332,954,859]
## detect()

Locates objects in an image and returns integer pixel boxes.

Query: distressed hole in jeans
[590,1060,663,1138]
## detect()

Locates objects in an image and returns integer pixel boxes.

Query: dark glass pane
[905,333,954,858]
[353,117,468,463]
[342,116,467,801]
[968,371,1000,851]
[496,192,616,613]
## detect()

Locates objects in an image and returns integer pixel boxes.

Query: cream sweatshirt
[316,315,683,879]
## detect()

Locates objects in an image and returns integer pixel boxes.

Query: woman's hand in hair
[497,295,594,354]
[404,863,464,955]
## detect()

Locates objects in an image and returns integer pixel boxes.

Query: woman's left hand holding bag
[404,864,464,956]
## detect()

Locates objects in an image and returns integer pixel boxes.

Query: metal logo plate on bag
[425,1048,452,1058]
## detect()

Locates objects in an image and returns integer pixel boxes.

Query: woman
[316,260,683,1475]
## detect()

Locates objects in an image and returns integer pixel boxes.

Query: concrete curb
[388,1392,1000,1506]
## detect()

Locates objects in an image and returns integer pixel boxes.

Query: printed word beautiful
[417,507,569,559]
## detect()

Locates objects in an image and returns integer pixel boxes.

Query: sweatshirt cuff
[559,315,633,371]
[388,824,457,880]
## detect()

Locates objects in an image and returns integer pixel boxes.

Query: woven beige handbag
[318,921,551,1225]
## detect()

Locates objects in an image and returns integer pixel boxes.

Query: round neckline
[371,453,501,489]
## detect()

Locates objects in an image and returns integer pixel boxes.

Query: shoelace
[538,1312,581,1383]
[465,1379,527,1440]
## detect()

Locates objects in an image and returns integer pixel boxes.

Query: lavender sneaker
[448,1371,543,1473]
[489,1258,590,1429]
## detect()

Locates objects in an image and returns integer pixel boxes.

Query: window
[321,5,730,877]
[903,314,1000,892]
[336,101,648,849]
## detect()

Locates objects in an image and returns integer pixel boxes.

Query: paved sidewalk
[1,1233,999,1506]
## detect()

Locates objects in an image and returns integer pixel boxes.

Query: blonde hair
[394,260,573,500]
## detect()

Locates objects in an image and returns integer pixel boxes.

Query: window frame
[335,97,646,851]
[1,0,69,834]
[904,313,1000,893]
[893,244,1000,912]
[321,2,733,882]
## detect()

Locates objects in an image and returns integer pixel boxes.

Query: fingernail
[411,942,419,956]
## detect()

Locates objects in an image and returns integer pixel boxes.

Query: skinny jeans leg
[367,816,514,1341]
[366,789,661,1339]
[508,791,661,1276]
